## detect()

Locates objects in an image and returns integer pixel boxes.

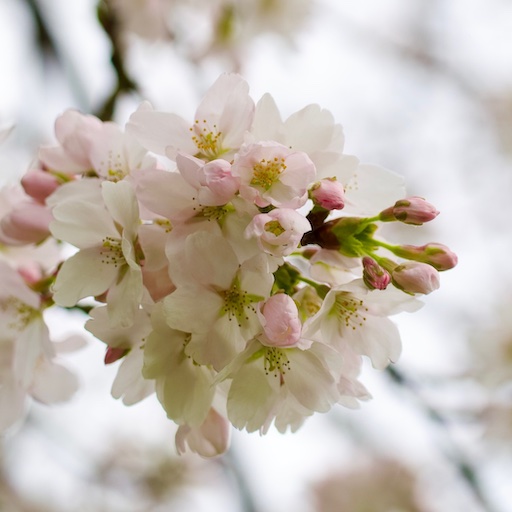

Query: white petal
[111,348,154,405]
[50,200,119,248]
[30,359,79,404]
[52,247,118,306]
[164,287,222,333]
[106,267,143,328]
[227,358,279,432]
[285,349,337,412]
[102,180,140,234]
[127,102,195,157]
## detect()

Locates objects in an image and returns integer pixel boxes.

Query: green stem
[296,276,330,299]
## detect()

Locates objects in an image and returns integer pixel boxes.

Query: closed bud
[392,262,440,294]
[21,170,60,203]
[0,202,52,245]
[379,197,439,225]
[362,257,391,290]
[309,178,345,210]
[394,243,458,271]
[104,346,129,364]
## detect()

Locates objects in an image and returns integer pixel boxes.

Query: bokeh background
[1,0,511,511]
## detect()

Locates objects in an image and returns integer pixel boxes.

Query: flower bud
[175,408,230,457]
[104,346,129,364]
[21,170,60,203]
[392,262,440,294]
[259,293,302,347]
[0,202,52,245]
[246,208,311,257]
[309,177,345,210]
[379,197,439,225]
[362,257,391,290]
[394,243,458,271]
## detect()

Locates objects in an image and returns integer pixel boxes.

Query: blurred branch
[95,1,139,121]
[221,442,262,512]
[23,0,90,111]
[334,12,484,102]
[23,0,57,58]
[386,365,499,512]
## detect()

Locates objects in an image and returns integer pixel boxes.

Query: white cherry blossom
[50,180,143,328]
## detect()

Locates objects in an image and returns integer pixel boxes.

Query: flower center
[101,150,126,182]
[332,292,368,331]
[0,297,40,330]
[264,346,290,379]
[190,120,224,160]
[264,220,285,236]
[250,157,287,190]
[220,279,261,326]
[101,237,125,268]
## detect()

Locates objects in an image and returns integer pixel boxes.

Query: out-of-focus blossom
[311,457,427,512]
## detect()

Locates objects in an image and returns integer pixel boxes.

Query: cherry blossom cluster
[0,74,457,456]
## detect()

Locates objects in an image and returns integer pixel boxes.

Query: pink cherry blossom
[245,208,311,257]
[233,141,316,208]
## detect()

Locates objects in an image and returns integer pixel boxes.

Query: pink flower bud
[176,408,230,457]
[202,159,239,204]
[395,243,458,271]
[309,177,345,210]
[17,265,44,285]
[259,293,302,348]
[21,170,60,203]
[380,197,439,225]
[362,257,391,290]
[104,346,129,364]
[392,262,440,294]
[0,202,52,245]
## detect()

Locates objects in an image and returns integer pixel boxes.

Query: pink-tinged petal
[127,101,195,157]
[52,247,118,306]
[259,294,301,348]
[197,73,254,150]
[0,261,40,308]
[136,169,196,221]
[21,170,60,203]
[30,360,79,404]
[0,202,52,245]
[175,408,231,457]
[50,200,119,248]
[252,93,283,141]
[176,152,204,189]
[39,110,102,172]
